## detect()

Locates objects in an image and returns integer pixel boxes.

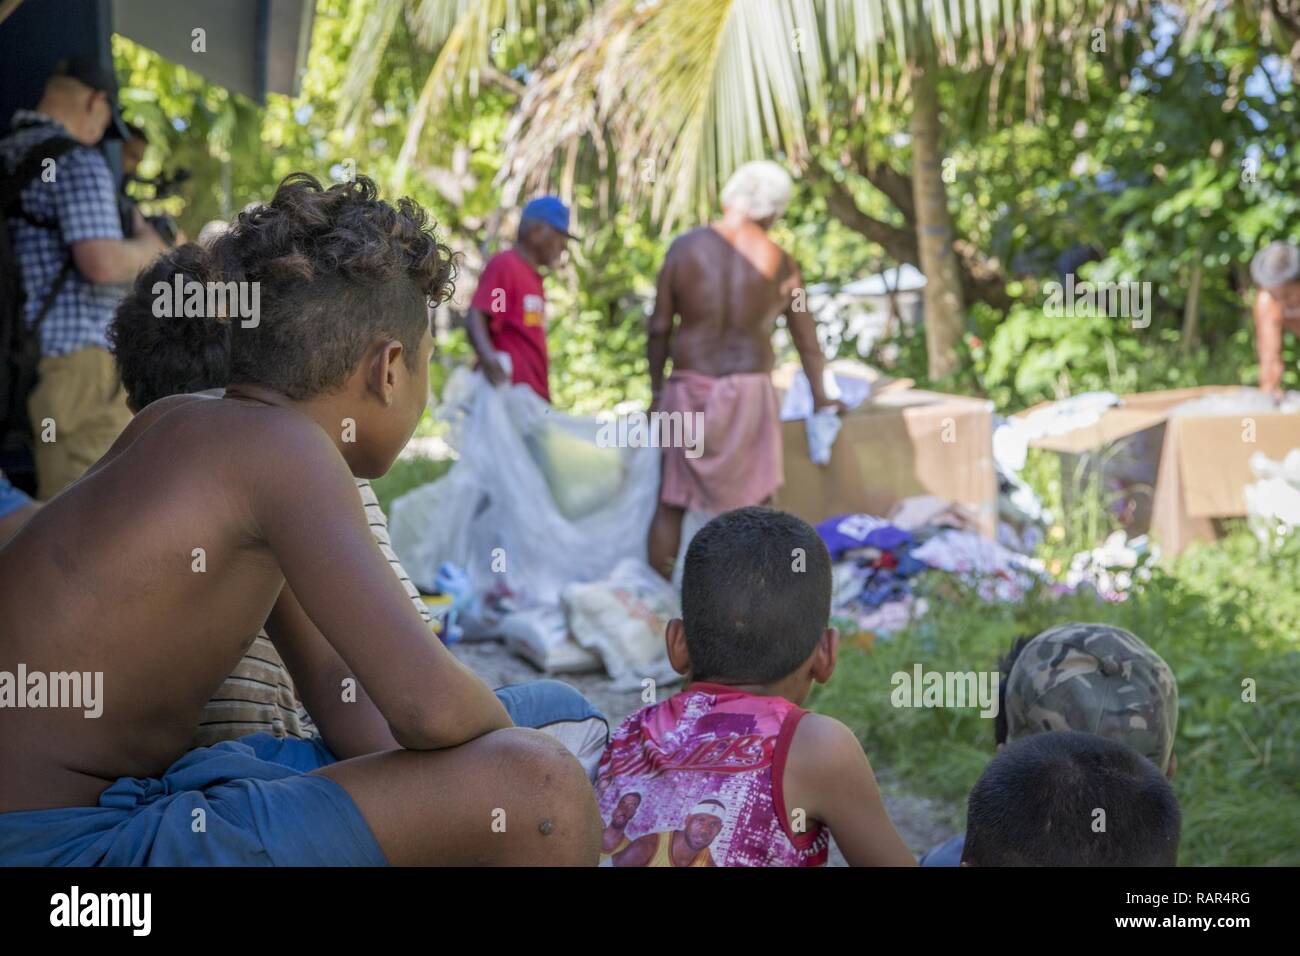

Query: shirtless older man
[646,161,836,577]
[1251,240,1300,399]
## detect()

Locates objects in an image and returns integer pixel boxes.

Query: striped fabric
[191,478,432,748]
[358,478,432,624]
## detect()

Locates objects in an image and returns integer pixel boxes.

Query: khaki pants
[27,347,133,500]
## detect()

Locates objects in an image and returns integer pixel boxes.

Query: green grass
[808,529,1300,866]
[370,455,452,515]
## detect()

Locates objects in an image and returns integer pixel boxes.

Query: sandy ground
[452,638,959,866]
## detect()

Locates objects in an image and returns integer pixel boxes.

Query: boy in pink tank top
[595,507,916,867]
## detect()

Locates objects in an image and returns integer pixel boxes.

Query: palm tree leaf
[501,0,1151,228]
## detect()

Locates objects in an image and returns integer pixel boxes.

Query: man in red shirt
[465,196,574,402]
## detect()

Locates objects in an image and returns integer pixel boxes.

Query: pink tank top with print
[594,683,829,867]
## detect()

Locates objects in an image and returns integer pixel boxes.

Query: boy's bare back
[0,396,327,809]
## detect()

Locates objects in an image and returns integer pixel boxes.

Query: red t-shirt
[470,248,550,401]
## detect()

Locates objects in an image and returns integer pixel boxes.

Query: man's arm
[1254,290,1286,398]
[55,151,167,284]
[783,713,917,866]
[249,414,511,750]
[782,258,835,409]
[647,246,678,407]
[264,582,401,759]
[466,256,510,385]
[464,307,508,385]
[71,225,167,284]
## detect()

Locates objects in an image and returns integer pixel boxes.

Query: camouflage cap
[1004,622,1178,773]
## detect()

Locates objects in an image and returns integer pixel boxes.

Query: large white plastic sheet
[390,368,662,641]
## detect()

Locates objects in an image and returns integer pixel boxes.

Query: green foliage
[810,528,1300,866]
[975,303,1259,410]
[112,2,1300,421]
[369,455,452,515]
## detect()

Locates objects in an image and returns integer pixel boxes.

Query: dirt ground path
[453,640,960,866]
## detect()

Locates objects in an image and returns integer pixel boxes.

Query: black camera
[119,168,192,246]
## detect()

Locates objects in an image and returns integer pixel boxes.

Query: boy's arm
[264,582,400,759]
[783,713,917,866]
[249,415,511,750]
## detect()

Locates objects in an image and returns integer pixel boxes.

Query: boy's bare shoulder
[122,395,342,478]
[787,712,867,778]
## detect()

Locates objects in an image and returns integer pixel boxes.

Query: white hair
[720,160,793,222]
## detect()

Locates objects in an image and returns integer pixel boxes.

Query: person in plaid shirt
[0,57,168,498]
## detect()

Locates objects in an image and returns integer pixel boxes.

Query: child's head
[110,175,454,477]
[109,242,231,412]
[674,506,835,695]
[206,173,455,475]
[962,730,1181,866]
[998,623,1179,776]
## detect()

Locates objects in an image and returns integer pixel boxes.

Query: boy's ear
[665,618,691,676]
[810,626,839,685]
[368,339,406,404]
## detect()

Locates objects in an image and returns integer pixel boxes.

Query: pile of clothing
[819,514,929,636]
[816,496,1048,637]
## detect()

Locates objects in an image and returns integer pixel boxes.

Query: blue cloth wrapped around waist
[0,735,384,867]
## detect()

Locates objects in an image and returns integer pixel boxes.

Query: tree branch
[807,163,920,265]
[808,162,1015,310]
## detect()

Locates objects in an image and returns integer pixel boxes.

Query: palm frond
[339,0,406,137]
[503,0,830,228]
[501,0,1150,228]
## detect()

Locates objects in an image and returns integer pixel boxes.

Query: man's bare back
[655,222,798,379]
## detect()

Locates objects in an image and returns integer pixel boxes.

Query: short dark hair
[109,242,231,410]
[680,507,831,684]
[963,731,1181,866]
[204,173,455,400]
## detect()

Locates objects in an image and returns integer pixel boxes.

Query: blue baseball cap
[521,195,577,239]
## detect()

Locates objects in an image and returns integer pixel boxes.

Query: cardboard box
[1024,386,1300,554]
[772,376,997,536]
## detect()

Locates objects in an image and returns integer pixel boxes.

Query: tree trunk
[909,59,966,380]
[1181,261,1203,356]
